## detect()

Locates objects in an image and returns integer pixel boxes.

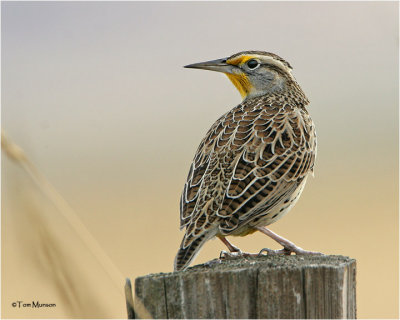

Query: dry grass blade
[1,130,125,296]
[124,279,152,318]
[125,278,135,319]
[25,203,109,318]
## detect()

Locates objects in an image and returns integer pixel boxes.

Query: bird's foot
[258,245,323,256]
[219,249,242,260]
[280,241,323,255]
[258,247,292,256]
[291,247,324,255]
[255,227,323,256]
[219,249,262,260]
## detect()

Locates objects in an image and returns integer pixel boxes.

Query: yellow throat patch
[225,55,255,98]
[225,73,252,99]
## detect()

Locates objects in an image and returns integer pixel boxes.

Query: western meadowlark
[174,51,319,272]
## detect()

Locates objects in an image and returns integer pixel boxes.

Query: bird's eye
[247,59,260,69]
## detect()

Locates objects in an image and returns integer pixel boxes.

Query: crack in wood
[128,255,356,319]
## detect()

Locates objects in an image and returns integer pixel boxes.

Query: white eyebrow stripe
[252,55,292,73]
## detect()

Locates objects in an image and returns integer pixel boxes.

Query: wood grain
[128,255,356,319]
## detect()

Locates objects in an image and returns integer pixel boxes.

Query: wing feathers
[180,95,316,238]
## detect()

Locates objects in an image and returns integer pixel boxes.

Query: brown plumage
[174,51,317,271]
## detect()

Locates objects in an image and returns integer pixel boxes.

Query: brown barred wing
[176,114,237,271]
[218,106,316,235]
[179,112,228,229]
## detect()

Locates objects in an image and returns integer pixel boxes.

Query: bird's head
[185,51,298,100]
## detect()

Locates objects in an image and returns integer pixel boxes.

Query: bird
[174,51,319,272]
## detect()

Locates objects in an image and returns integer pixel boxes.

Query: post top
[138,255,356,280]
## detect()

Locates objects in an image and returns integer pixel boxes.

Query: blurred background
[2,1,398,318]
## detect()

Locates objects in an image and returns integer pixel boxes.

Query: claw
[219,250,229,259]
[219,250,241,260]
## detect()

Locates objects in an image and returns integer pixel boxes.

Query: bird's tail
[174,233,208,272]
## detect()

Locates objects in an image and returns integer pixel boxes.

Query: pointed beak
[184,57,234,74]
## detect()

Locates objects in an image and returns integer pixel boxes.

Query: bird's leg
[255,226,323,256]
[218,235,265,260]
[217,235,264,260]
[218,235,242,253]
[218,235,243,259]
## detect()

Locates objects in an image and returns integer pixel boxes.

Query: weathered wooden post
[125,255,356,319]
